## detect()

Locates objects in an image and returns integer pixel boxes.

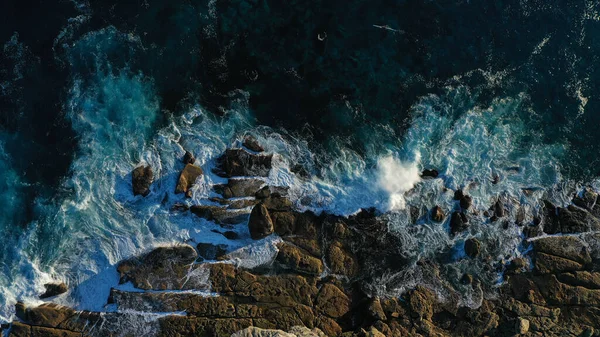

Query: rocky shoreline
[2,140,600,337]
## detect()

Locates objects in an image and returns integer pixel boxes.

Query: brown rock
[276,242,323,275]
[39,282,68,299]
[175,164,203,194]
[117,245,199,290]
[430,206,445,222]
[326,241,358,277]
[248,204,274,240]
[197,243,228,261]
[367,297,387,321]
[132,165,153,196]
[408,286,435,320]
[315,283,350,318]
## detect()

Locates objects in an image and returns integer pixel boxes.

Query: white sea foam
[377,155,422,211]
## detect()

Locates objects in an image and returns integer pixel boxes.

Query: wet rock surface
[9,147,600,337]
[132,165,153,196]
[175,163,203,194]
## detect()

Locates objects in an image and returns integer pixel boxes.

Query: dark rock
[190,205,249,225]
[175,164,203,194]
[171,203,190,212]
[454,189,472,210]
[183,150,195,165]
[242,135,264,152]
[132,165,153,196]
[533,236,591,266]
[430,206,445,222]
[506,258,529,274]
[421,169,439,178]
[461,273,474,285]
[543,201,600,234]
[573,187,598,210]
[366,297,387,321]
[214,178,264,198]
[222,231,239,240]
[197,243,227,260]
[215,149,272,177]
[492,200,505,218]
[39,282,68,299]
[291,164,310,178]
[248,203,274,240]
[255,186,271,199]
[464,238,481,258]
[450,212,469,235]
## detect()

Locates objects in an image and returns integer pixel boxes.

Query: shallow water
[1,0,600,323]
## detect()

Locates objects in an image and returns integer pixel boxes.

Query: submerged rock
[175,163,203,195]
[39,282,68,299]
[132,165,153,196]
[248,203,274,240]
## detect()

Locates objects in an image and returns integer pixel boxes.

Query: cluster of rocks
[4,141,600,337]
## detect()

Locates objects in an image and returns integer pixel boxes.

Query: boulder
[454,189,472,210]
[464,238,481,258]
[183,150,196,165]
[248,204,274,240]
[243,135,264,152]
[132,165,153,196]
[430,206,445,222]
[421,169,439,179]
[450,212,469,235]
[175,164,203,194]
[215,149,272,177]
[39,282,68,299]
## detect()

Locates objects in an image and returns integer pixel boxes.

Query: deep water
[1,0,600,323]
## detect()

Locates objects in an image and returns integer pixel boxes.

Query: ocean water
[1,0,600,324]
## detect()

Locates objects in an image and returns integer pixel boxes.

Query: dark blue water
[1,0,599,322]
